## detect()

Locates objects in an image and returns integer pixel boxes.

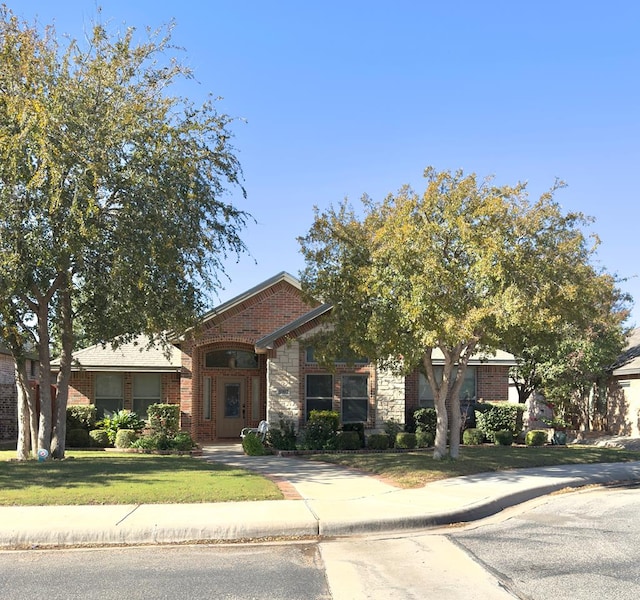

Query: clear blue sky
[14,1,640,325]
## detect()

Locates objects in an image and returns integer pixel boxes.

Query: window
[305,347,369,364]
[419,366,476,408]
[95,373,123,419]
[341,375,369,422]
[133,373,161,418]
[305,374,333,419]
[203,377,212,420]
[205,349,258,369]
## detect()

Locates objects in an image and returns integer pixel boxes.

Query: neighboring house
[0,344,39,442]
[608,328,640,437]
[60,272,516,442]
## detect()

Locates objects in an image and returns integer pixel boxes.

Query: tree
[299,167,615,459]
[0,9,249,459]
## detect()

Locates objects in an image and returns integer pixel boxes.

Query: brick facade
[63,274,516,442]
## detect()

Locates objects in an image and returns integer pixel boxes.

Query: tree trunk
[51,284,73,459]
[432,388,449,459]
[36,300,53,455]
[15,358,32,460]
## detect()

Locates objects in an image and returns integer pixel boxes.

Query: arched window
[205,349,258,369]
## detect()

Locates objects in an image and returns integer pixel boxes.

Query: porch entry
[217,377,246,438]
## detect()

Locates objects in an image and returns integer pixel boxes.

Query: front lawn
[306,445,640,488]
[0,451,282,506]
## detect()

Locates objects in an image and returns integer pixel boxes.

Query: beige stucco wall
[609,377,640,437]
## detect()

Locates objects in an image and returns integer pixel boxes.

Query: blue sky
[14,1,640,325]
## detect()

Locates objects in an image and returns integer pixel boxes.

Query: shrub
[89,429,109,448]
[395,432,417,449]
[66,427,91,448]
[416,431,434,448]
[334,431,361,451]
[463,428,485,445]
[494,429,513,446]
[171,432,195,451]
[131,433,171,451]
[383,419,404,447]
[475,403,523,443]
[115,429,138,449]
[342,422,365,448]
[367,433,390,450]
[525,429,548,447]
[147,404,180,436]
[413,408,437,437]
[66,405,97,431]
[98,410,146,445]
[302,410,339,450]
[267,418,297,451]
[242,431,266,456]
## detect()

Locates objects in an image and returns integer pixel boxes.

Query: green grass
[0,451,283,506]
[305,445,640,488]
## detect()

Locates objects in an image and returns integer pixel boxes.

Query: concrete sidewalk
[1,444,640,549]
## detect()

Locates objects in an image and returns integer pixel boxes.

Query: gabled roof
[255,303,333,351]
[612,328,640,376]
[54,335,182,372]
[200,271,302,327]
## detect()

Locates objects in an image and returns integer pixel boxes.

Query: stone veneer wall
[374,368,405,429]
[266,340,301,429]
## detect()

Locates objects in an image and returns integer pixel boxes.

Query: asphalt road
[451,483,640,600]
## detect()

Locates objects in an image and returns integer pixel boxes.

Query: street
[1,485,639,600]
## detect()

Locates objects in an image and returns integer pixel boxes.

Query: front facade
[64,273,516,441]
[608,328,640,436]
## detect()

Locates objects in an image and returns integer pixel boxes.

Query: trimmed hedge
[301,410,339,450]
[525,429,548,447]
[89,429,109,448]
[463,428,485,445]
[412,408,437,437]
[115,429,138,449]
[416,431,434,448]
[395,432,417,450]
[342,422,365,448]
[494,429,513,446]
[475,402,524,443]
[367,434,390,450]
[335,431,361,451]
[147,404,180,436]
[67,405,97,431]
[66,427,91,448]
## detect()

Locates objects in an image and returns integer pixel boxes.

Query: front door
[217,377,245,438]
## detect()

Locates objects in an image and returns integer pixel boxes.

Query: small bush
[475,403,523,443]
[494,429,513,446]
[267,418,297,451]
[395,432,417,450]
[525,429,548,447]
[367,433,390,450]
[98,410,146,445]
[383,419,404,447]
[302,410,339,450]
[342,422,365,447]
[334,431,361,451]
[413,408,437,437]
[66,427,91,448]
[242,432,266,456]
[171,432,195,451]
[463,428,485,445]
[147,404,180,436]
[416,430,434,448]
[89,429,109,448]
[66,405,97,431]
[115,429,138,449]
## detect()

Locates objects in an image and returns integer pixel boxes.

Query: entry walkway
[1,444,640,549]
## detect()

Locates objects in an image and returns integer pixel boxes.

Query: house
[0,344,39,442]
[62,272,516,442]
[608,328,640,436]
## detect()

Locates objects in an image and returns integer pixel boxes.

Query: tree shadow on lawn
[0,453,247,492]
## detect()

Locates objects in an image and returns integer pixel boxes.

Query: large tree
[0,9,249,459]
[299,167,618,459]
